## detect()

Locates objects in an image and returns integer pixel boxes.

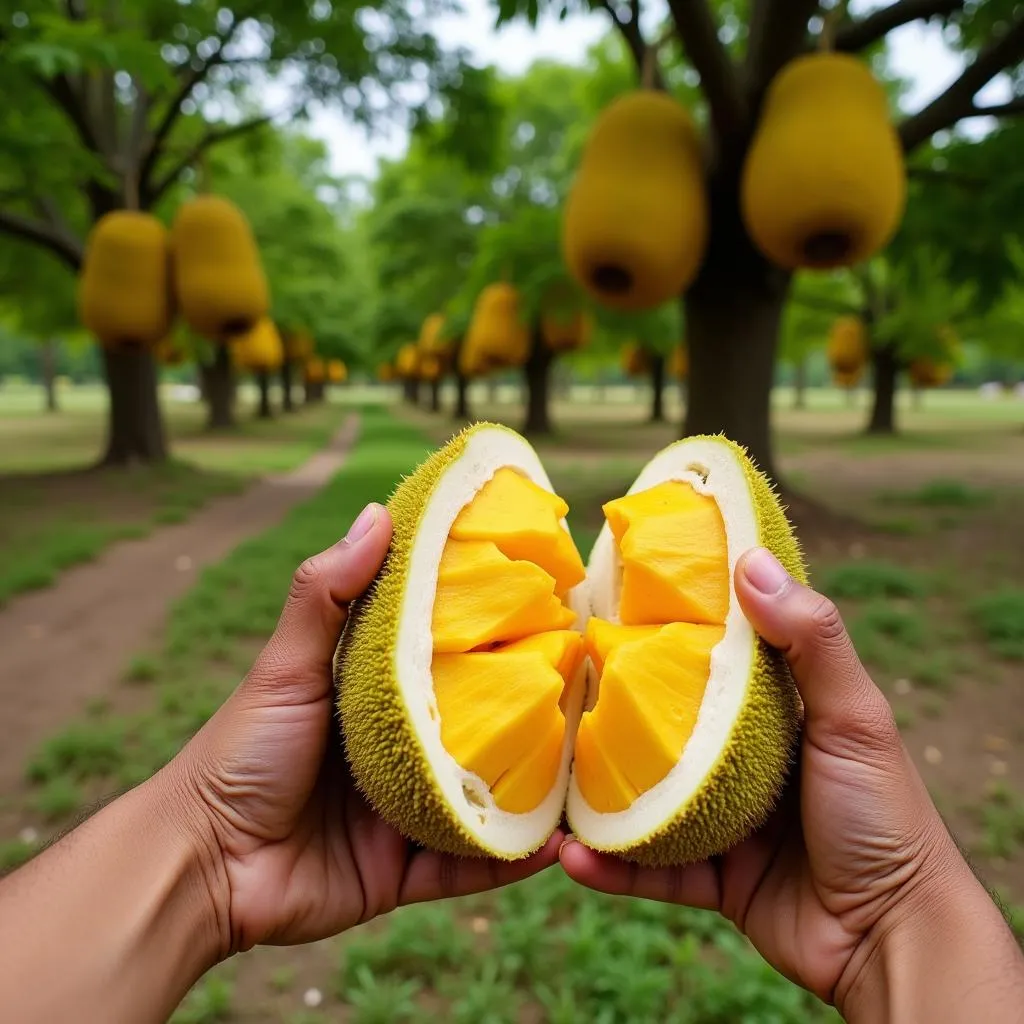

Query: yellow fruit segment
[584,619,662,676]
[449,468,586,593]
[491,712,566,813]
[431,540,576,653]
[502,630,584,685]
[603,481,729,626]
[433,652,564,789]
[574,623,724,811]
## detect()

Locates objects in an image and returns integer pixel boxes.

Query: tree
[0,0,449,463]
[501,0,1024,479]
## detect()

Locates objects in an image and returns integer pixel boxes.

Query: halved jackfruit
[337,424,805,866]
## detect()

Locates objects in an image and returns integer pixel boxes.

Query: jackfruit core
[429,469,728,817]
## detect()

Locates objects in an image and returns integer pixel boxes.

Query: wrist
[838,843,1024,1023]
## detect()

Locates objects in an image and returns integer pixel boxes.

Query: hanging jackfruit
[541,308,593,352]
[833,367,864,388]
[231,318,284,372]
[285,330,314,363]
[170,196,269,339]
[154,334,188,367]
[418,314,452,359]
[327,359,348,384]
[621,342,650,378]
[78,212,172,348]
[827,316,869,373]
[741,54,906,270]
[337,425,805,865]
[908,359,953,388]
[563,91,708,311]
[419,355,443,382]
[305,356,326,384]
[396,343,421,379]
[669,345,688,380]
[460,283,530,376]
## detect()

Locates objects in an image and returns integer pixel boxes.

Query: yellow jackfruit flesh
[563,91,708,311]
[741,54,906,270]
[170,196,268,340]
[337,424,806,867]
[78,212,172,348]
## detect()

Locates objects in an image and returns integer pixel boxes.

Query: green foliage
[970,587,1024,660]
[32,776,81,821]
[884,479,992,508]
[820,561,925,600]
[344,968,422,1024]
[0,837,38,875]
[171,975,234,1024]
[978,783,1024,859]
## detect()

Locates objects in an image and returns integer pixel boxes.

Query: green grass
[970,588,1024,660]
[32,776,81,821]
[977,784,1024,859]
[269,965,297,993]
[881,478,993,509]
[123,654,160,684]
[0,837,38,875]
[820,561,926,600]
[170,974,234,1024]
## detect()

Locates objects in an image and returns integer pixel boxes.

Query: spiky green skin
[338,427,806,867]
[569,435,807,868]
[336,423,522,858]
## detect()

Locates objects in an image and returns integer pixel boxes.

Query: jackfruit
[305,357,326,384]
[231,318,284,371]
[377,363,397,382]
[327,359,347,384]
[170,196,268,339]
[460,284,530,375]
[78,211,172,348]
[563,91,708,311]
[827,316,869,373]
[741,54,906,270]
[621,342,650,378]
[669,345,688,380]
[396,344,420,379]
[418,314,452,359]
[541,309,593,352]
[909,358,953,388]
[419,355,443,382]
[338,425,805,866]
[833,367,864,388]
[285,330,314,363]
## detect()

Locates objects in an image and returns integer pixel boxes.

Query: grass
[0,836,39,875]
[0,389,346,604]
[977,783,1024,860]
[18,405,844,1021]
[970,588,1024,660]
[819,561,926,600]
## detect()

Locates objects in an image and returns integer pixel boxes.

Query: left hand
[171,502,561,958]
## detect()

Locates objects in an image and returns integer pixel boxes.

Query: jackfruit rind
[741,53,905,271]
[337,423,587,859]
[78,211,172,348]
[570,435,805,867]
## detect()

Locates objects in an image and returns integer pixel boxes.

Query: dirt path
[0,413,360,800]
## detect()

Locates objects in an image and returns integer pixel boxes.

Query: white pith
[396,427,587,857]
[567,438,758,850]
[400,429,757,856]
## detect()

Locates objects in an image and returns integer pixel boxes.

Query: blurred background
[0,0,1022,1021]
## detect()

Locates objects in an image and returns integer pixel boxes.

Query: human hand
[560,546,1022,1018]
[170,502,561,959]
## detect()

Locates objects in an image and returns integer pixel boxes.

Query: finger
[246,503,393,704]
[735,547,899,759]
[399,832,564,906]
[559,836,721,910]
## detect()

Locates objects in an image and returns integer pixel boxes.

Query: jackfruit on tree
[396,343,420,379]
[377,363,397,382]
[669,345,688,380]
[459,283,530,376]
[621,342,650,378]
[563,91,708,311]
[833,366,864,388]
[231,317,284,372]
[741,54,906,270]
[337,425,805,866]
[908,359,953,388]
[419,355,443,382]
[285,330,314,363]
[418,314,452,360]
[170,195,269,340]
[305,356,326,384]
[540,308,593,353]
[327,359,347,383]
[78,211,172,348]
[827,316,869,373]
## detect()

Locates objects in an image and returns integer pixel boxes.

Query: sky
[304,0,1007,181]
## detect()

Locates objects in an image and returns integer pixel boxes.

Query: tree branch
[900,14,1024,151]
[146,115,273,205]
[138,14,248,193]
[36,73,100,154]
[835,0,964,52]
[665,0,746,137]
[590,0,646,70]
[0,209,83,269]
[745,0,821,100]
[968,95,1024,118]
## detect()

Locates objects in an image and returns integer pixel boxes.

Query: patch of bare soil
[0,414,359,801]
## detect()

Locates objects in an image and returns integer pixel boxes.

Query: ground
[0,380,1021,1023]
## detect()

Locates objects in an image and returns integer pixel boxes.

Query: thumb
[245,502,393,705]
[735,546,900,761]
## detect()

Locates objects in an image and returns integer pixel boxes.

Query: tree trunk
[201,344,235,430]
[402,378,419,404]
[41,338,58,413]
[99,346,168,465]
[281,361,295,413]
[867,344,899,435]
[256,370,273,419]
[649,352,666,423]
[522,328,554,436]
[792,358,807,410]
[454,372,471,420]
[429,378,441,413]
[305,380,325,404]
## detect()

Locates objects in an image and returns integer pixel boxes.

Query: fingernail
[345,503,379,544]
[743,547,789,596]
[559,833,577,856]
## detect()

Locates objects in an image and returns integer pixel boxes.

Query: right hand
[561,546,1020,1017]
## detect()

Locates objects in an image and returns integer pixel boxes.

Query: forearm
[0,763,226,1024]
[839,860,1024,1023]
